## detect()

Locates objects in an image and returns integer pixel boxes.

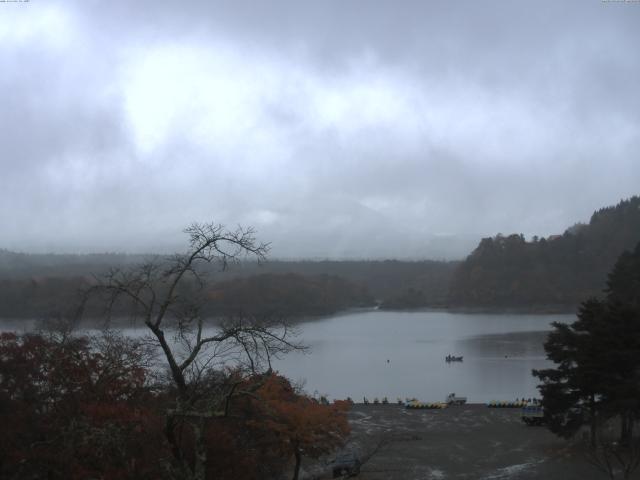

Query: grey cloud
[0,1,639,257]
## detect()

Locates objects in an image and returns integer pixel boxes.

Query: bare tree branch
[81,222,298,480]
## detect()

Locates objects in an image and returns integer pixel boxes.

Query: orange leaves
[247,373,351,456]
[0,332,165,480]
[199,373,350,479]
[1,333,349,480]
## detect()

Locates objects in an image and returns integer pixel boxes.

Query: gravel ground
[303,404,634,480]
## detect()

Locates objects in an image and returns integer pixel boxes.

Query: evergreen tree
[606,242,640,309]
[533,242,640,446]
[450,196,640,308]
[533,299,608,446]
[599,243,640,444]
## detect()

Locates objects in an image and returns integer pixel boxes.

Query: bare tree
[585,439,640,480]
[82,222,303,480]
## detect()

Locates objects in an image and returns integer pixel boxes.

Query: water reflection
[272,311,572,403]
[0,311,574,404]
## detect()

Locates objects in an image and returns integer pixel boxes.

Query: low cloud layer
[1,1,639,258]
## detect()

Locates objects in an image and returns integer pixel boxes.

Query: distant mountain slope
[0,251,457,318]
[0,250,145,278]
[207,273,374,318]
[448,196,640,310]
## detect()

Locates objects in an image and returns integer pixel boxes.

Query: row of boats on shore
[392,398,546,425]
[404,398,546,425]
[356,394,541,411]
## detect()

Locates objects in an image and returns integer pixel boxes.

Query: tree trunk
[619,412,633,446]
[146,322,187,391]
[164,413,183,464]
[192,418,207,480]
[590,395,598,448]
[292,446,302,480]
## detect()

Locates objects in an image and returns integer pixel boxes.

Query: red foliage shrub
[0,332,165,480]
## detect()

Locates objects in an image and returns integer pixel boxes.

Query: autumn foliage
[0,331,165,479]
[0,332,350,480]
[223,374,351,480]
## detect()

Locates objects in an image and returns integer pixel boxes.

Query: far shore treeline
[0,196,639,320]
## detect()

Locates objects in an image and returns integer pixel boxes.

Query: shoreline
[378,305,577,315]
[301,404,596,480]
[0,306,576,331]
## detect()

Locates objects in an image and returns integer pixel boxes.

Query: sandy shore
[309,404,617,480]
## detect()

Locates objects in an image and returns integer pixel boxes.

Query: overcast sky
[1,1,639,259]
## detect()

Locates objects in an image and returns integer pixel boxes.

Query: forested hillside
[0,252,455,319]
[448,197,640,309]
[208,273,373,318]
[2,196,637,317]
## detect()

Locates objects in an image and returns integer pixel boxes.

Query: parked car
[521,405,545,426]
[331,451,361,478]
[446,393,467,405]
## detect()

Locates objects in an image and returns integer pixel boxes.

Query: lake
[0,310,574,404]
[272,310,572,404]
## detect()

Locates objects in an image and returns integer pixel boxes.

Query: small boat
[445,355,463,362]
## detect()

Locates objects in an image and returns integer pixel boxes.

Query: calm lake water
[272,310,572,404]
[0,310,574,404]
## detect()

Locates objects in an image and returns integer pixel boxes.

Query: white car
[446,393,467,405]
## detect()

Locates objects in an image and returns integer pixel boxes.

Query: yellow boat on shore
[406,401,448,409]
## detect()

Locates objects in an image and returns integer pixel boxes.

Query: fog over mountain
[1,1,639,258]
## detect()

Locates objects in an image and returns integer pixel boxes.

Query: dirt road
[327,404,618,480]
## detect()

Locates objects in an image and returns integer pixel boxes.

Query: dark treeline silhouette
[449,196,640,310]
[532,242,640,478]
[0,252,457,319]
[0,250,144,278]
[1,196,639,317]
[208,273,374,318]
[223,259,457,306]
[0,273,374,321]
[0,276,88,318]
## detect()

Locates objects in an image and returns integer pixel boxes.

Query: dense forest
[0,252,456,320]
[448,196,640,310]
[207,273,373,318]
[0,272,373,321]
[1,196,638,318]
